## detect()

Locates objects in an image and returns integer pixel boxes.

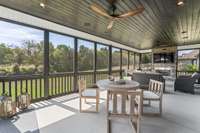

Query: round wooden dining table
[96,79,140,91]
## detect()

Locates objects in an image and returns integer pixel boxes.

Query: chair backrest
[148,79,163,95]
[107,89,142,117]
[78,79,86,92]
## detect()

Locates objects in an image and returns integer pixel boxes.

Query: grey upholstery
[131,72,164,90]
[143,91,160,100]
[174,75,196,94]
[82,89,97,97]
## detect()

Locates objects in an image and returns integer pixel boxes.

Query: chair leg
[136,118,140,133]
[141,95,143,115]
[107,119,111,133]
[96,97,99,112]
[79,97,82,112]
[159,99,162,115]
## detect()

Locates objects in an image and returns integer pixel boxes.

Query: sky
[0,21,93,48]
[178,50,194,56]
[0,21,43,47]
[1,20,194,54]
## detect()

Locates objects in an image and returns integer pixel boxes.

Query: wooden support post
[134,53,136,70]
[44,30,49,98]
[94,43,97,83]
[109,46,112,75]
[74,38,78,92]
[139,53,142,70]
[128,51,130,70]
[120,49,123,78]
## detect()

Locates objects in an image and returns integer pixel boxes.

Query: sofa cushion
[192,72,199,78]
[143,91,160,100]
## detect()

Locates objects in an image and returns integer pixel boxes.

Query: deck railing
[0,70,121,102]
[176,70,197,77]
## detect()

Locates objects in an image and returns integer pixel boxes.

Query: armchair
[174,75,196,94]
[78,79,99,113]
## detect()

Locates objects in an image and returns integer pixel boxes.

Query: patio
[1,0,200,133]
[1,90,200,133]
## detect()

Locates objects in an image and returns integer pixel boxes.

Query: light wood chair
[78,79,99,113]
[107,89,142,133]
[142,79,164,115]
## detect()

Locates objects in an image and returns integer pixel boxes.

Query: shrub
[20,65,35,74]
[184,64,198,71]
[37,65,43,73]
[12,63,20,73]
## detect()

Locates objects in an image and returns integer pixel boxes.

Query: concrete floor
[0,89,200,133]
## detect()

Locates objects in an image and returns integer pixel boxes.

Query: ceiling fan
[90,0,144,30]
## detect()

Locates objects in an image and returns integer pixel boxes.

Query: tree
[78,45,93,71]
[142,54,151,64]
[22,40,43,71]
[97,47,109,70]
[13,47,25,66]
[185,64,198,71]
[0,43,13,65]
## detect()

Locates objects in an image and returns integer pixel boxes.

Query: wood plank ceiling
[0,0,200,50]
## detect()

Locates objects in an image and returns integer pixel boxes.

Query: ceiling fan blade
[90,3,112,18]
[107,20,115,30]
[117,6,144,18]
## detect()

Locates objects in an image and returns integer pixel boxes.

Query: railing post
[44,30,49,99]
[134,52,136,70]
[74,38,78,92]
[199,49,200,71]
[109,46,112,75]
[176,50,178,78]
[139,53,142,70]
[94,42,97,83]
[128,51,130,69]
[151,52,154,70]
[120,49,122,78]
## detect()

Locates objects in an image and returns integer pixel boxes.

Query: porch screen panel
[49,32,74,73]
[77,39,94,72]
[135,53,140,70]
[0,20,44,100]
[96,44,109,71]
[0,21,44,75]
[141,53,152,71]
[177,49,199,76]
[112,48,121,71]
[129,52,135,70]
[122,50,129,70]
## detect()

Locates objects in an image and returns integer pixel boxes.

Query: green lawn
[0,72,120,101]
[0,77,74,101]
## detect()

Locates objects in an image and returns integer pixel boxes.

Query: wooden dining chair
[142,79,164,115]
[78,79,99,113]
[107,89,142,133]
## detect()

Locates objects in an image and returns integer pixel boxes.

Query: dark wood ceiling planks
[0,0,200,49]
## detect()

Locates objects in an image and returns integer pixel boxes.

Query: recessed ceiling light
[177,0,184,6]
[40,0,46,8]
[40,2,45,8]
